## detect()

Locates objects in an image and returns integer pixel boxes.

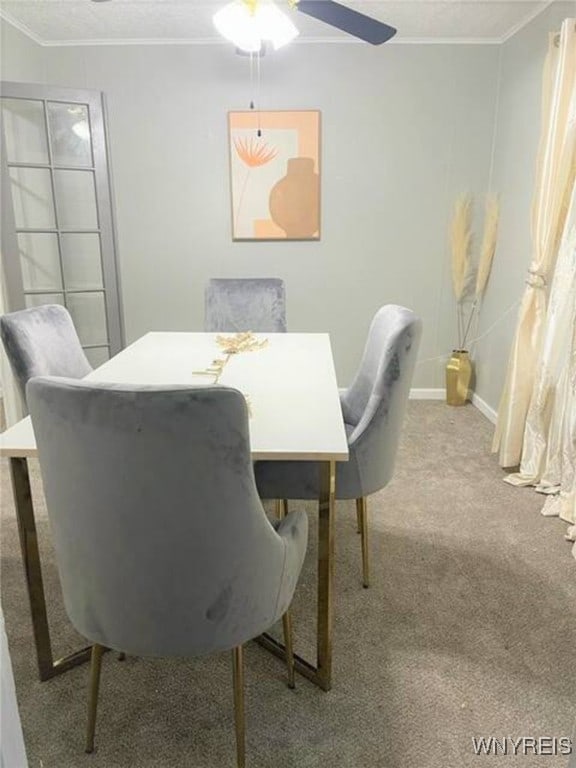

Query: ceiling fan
[294,1,396,45]
[90,0,397,49]
[213,0,397,52]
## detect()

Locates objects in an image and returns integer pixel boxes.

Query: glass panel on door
[53,169,98,230]
[2,98,49,164]
[17,233,62,292]
[46,102,93,168]
[84,347,110,368]
[61,233,103,291]
[66,292,108,347]
[9,167,55,229]
[25,293,65,308]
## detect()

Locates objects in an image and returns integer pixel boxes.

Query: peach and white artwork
[228,110,321,241]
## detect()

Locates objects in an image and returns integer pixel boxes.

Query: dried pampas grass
[475,195,499,299]
[451,195,473,302]
[449,192,499,350]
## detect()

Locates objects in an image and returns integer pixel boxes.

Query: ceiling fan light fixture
[256,3,299,50]
[213,0,299,54]
[214,2,262,52]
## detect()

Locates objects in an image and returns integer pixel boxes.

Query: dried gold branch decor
[192,332,268,416]
[447,194,499,405]
[216,332,269,356]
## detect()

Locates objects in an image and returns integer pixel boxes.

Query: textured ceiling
[0,0,555,45]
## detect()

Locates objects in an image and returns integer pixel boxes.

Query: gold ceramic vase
[446,350,472,406]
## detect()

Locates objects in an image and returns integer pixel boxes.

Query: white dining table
[0,332,348,690]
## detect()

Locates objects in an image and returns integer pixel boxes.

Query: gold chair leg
[357,497,370,588]
[85,644,104,754]
[282,610,296,689]
[356,503,362,534]
[232,646,246,768]
[275,499,289,519]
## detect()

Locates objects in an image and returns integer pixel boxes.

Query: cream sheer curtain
[497,18,576,561]
[493,19,576,468]
[506,180,575,559]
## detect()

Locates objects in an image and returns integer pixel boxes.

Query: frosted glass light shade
[213,0,299,53]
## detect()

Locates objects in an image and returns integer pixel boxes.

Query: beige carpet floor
[1,402,575,768]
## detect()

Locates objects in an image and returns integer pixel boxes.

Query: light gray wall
[0,21,46,82]
[0,21,500,388]
[473,1,574,411]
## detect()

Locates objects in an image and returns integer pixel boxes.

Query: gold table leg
[9,457,92,682]
[258,460,336,692]
[232,646,246,768]
[315,459,335,691]
[276,499,296,690]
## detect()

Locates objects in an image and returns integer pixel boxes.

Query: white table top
[0,332,349,463]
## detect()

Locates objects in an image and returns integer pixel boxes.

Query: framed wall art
[228,110,321,241]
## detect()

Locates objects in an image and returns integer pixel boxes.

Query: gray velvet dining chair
[0,304,91,408]
[204,278,287,333]
[27,379,308,767]
[255,305,422,588]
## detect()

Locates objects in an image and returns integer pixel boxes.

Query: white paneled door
[0,82,124,368]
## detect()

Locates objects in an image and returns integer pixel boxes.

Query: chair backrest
[204,278,287,333]
[0,305,91,406]
[340,305,422,495]
[27,378,290,657]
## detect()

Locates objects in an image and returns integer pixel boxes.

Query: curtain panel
[505,179,575,559]
[498,18,576,561]
[493,19,576,468]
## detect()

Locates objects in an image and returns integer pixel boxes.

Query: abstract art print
[228,110,321,241]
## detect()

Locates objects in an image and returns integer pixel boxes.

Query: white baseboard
[409,388,498,424]
[471,392,498,424]
[409,388,446,400]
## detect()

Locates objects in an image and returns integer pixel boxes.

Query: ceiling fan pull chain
[256,51,262,137]
[249,50,255,110]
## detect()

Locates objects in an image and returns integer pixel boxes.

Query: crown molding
[0,8,44,45]
[0,5,555,49]
[40,35,229,47]
[500,0,554,42]
[0,20,504,47]
[38,36,504,47]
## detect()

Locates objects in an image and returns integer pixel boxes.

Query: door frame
[0,81,125,354]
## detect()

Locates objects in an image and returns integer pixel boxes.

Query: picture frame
[228,110,321,241]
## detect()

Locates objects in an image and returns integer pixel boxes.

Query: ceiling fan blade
[296,0,397,45]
